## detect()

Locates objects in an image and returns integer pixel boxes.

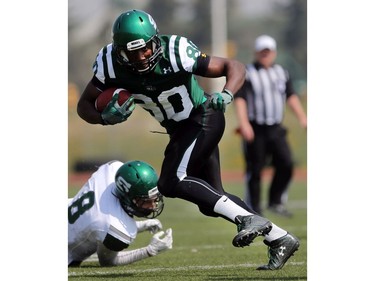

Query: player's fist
[146,228,173,256]
[136,219,163,233]
[101,93,135,125]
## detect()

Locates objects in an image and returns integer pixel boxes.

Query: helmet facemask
[114,186,164,219]
[131,192,164,218]
[114,36,162,74]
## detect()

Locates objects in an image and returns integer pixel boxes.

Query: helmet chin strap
[134,60,151,73]
[120,50,129,61]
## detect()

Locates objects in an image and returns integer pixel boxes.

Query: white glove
[136,219,163,233]
[146,228,173,256]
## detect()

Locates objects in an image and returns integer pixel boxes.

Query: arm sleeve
[234,65,252,100]
[193,54,211,76]
[285,78,295,98]
[234,80,249,100]
[102,233,129,251]
[97,244,151,266]
[91,75,106,92]
[284,69,296,98]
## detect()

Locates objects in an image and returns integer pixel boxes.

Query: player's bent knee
[157,180,178,198]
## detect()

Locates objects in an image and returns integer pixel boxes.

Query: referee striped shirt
[235,62,295,125]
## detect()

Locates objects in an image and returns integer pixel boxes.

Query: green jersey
[93,35,208,130]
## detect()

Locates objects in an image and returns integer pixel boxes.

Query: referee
[234,35,307,217]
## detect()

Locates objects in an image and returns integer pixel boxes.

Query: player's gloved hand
[210,89,233,112]
[146,228,173,256]
[101,93,135,125]
[136,219,163,234]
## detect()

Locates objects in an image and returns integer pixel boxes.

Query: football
[95,88,133,112]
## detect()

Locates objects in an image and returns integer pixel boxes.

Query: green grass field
[68,92,307,280]
[68,178,307,280]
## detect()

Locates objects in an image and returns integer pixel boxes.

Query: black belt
[250,121,280,128]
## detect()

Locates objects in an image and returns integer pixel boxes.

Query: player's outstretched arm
[97,229,173,266]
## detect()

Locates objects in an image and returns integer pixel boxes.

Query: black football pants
[242,124,293,213]
[158,100,252,220]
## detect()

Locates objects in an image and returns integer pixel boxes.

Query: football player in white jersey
[77,9,299,270]
[68,160,172,267]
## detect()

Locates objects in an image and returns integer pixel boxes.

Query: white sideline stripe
[83,239,306,262]
[69,261,305,276]
[83,242,266,262]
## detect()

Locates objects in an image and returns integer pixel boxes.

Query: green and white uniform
[92,35,208,132]
[90,34,252,220]
[68,161,137,265]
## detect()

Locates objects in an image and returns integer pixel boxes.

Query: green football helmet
[112,9,162,74]
[114,160,164,218]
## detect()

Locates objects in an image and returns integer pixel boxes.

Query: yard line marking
[68,262,305,276]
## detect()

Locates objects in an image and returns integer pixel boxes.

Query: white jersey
[68,160,137,264]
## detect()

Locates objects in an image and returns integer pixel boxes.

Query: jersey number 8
[68,191,95,224]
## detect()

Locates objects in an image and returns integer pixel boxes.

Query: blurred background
[68,0,307,179]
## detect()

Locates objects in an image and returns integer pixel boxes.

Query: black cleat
[257,232,300,270]
[232,215,272,247]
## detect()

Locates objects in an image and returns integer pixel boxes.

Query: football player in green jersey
[77,9,299,270]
